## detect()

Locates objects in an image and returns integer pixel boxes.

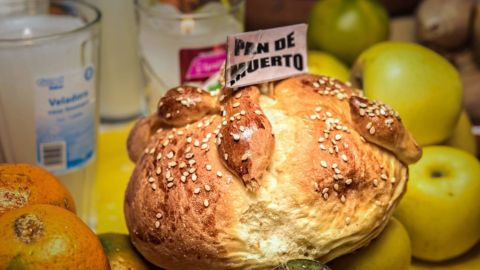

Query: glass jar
[135,0,245,111]
[0,0,101,227]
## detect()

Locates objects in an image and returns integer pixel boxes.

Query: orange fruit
[0,204,110,270]
[0,163,76,216]
[98,233,156,270]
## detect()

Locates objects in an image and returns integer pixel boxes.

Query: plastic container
[0,0,101,226]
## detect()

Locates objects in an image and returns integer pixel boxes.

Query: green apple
[98,233,155,270]
[328,218,411,270]
[351,42,463,145]
[308,51,350,82]
[444,110,478,156]
[308,0,389,65]
[394,146,480,262]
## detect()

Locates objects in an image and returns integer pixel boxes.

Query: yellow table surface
[95,123,135,234]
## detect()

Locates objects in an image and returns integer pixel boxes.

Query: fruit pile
[401,0,480,126]
[0,164,152,270]
[308,0,480,269]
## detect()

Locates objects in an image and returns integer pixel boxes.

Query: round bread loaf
[124,74,422,270]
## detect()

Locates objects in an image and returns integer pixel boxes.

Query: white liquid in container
[86,0,144,121]
[0,15,99,226]
[138,2,244,110]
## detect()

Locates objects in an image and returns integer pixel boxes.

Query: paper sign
[225,24,308,88]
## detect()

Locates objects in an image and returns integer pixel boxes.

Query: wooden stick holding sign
[225,24,308,88]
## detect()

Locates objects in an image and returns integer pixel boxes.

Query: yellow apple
[411,244,480,270]
[444,110,477,156]
[395,146,480,262]
[308,51,350,82]
[328,218,411,270]
[352,42,463,145]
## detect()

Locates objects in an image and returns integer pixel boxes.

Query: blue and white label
[35,65,96,174]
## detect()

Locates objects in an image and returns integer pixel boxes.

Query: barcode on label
[40,141,66,169]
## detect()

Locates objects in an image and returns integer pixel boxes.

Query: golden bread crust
[124,74,421,270]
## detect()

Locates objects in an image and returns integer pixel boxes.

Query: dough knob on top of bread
[157,85,218,126]
[125,74,422,270]
[217,85,275,191]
